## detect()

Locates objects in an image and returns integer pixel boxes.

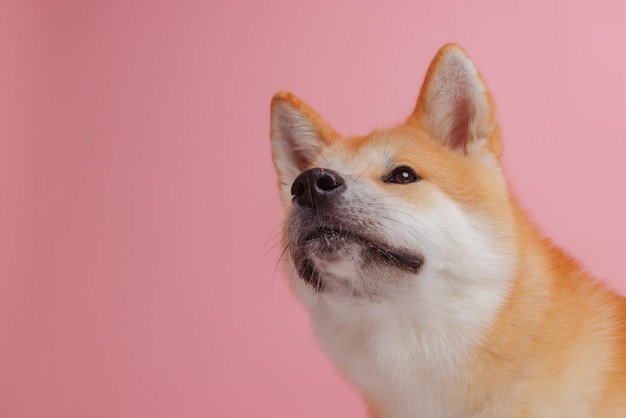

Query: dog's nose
[291,168,345,209]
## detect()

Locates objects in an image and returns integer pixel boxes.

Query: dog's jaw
[286,173,428,301]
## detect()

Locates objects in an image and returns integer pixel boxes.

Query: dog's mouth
[295,228,423,289]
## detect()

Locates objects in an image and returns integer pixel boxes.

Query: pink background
[2,1,626,417]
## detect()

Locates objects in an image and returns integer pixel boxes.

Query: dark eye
[385,166,420,184]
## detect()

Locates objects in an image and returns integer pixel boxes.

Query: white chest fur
[308,266,509,418]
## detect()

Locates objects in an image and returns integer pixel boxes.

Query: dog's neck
[309,285,505,417]
[306,212,558,417]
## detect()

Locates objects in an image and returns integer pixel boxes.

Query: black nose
[291,168,345,209]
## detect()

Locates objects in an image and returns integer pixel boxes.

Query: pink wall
[2,1,626,417]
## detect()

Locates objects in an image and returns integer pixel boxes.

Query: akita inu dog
[269,44,626,417]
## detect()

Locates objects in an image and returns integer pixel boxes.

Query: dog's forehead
[317,129,422,174]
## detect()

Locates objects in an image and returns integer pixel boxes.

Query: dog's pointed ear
[407,44,501,158]
[270,91,339,206]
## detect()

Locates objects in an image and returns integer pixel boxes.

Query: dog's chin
[292,228,424,296]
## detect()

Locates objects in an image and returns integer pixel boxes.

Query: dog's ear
[407,44,501,158]
[270,91,339,206]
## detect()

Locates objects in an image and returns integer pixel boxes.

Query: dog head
[270,44,517,310]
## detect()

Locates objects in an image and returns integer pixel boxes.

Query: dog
[269,44,626,417]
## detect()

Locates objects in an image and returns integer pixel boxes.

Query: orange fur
[271,44,626,417]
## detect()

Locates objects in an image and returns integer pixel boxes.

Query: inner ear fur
[270,91,339,205]
[407,44,501,158]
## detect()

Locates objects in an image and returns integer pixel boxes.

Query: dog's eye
[385,166,420,184]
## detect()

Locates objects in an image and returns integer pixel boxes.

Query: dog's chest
[311,300,477,418]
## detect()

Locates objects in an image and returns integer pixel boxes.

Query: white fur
[288,156,516,416]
